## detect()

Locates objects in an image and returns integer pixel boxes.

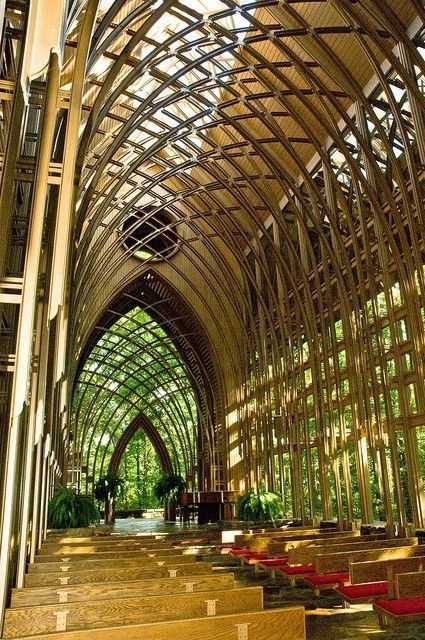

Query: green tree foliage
[117,429,163,509]
[72,307,198,498]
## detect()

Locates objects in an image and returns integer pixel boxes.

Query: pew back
[5,607,306,640]
[11,574,235,608]
[29,554,196,574]
[396,570,425,599]
[268,534,383,558]
[350,555,425,585]
[234,528,343,550]
[36,547,193,563]
[315,541,422,574]
[289,538,417,566]
[4,587,264,638]
[25,561,214,587]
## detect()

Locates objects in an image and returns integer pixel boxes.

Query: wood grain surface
[316,544,424,574]
[396,570,425,599]
[36,547,195,562]
[25,561,214,587]
[39,541,173,555]
[4,587,263,638]
[11,573,235,608]
[350,555,425,584]
[289,538,418,565]
[7,606,306,640]
[29,553,197,573]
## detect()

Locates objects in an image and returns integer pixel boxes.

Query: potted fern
[47,485,100,529]
[153,471,186,522]
[236,490,283,527]
[93,472,124,524]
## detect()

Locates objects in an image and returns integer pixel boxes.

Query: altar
[178,491,240,523]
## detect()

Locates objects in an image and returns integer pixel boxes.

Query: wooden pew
[243,531,363,553]
[11,573,236,608]
[236,539,370,568]
[3,586,264,638]
[315,542,424,576]
[252,535,384,582]
[35,546,195,563]
[25,561,215,587]
[374,571,425,627]
[396,569,425,599]
[267,533,384,558]
[234,528,341,551]
[6,607,306,640]
[44,534,167,544]
[282,540,420,591]
[38,540,173,555]
[350,555,425,587]
[28,553,197,574]
[335,556,425,606]
[287,537,416,566]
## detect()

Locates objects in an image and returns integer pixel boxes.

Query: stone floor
[110,519,425,640]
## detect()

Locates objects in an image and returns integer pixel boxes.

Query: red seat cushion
[375,597,425,616]
[228,548,249,555]
[304,572,349,586]
[280,563,316,575]
[259,557,289,566]
[242,552,269,559]
[337,582,388,599]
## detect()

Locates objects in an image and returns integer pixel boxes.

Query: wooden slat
[11,573,235,608]
[242,531,357,552]
[44,534,167,543]
[8,607,306,640]
[396,570,425,599]
[234,528,336,546]
[28,554,196,574]
[36,547,196,562]
[39,541,173,555]
[268,533,384,556]
[4,587,264,638]
[289,538,418,565]
[350,555,425,585]
[316,544,425,575]
[25,561,214,587]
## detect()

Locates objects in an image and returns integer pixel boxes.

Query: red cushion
[304,572,349,586]
[259,557,289,566]
[242,552,269,559]
[337,582,388,599]
[375,597,425,616]
[280,563,316,575]
[229,548,249,555]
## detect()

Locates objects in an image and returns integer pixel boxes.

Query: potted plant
[47,485,100,529]
[236,490,283,527]
[93,472,124,524]
[153,471,186,522]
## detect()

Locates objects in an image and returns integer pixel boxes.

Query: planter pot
[164,503,177,522]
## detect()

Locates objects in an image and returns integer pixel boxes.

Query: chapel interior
[0,1,424,638]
